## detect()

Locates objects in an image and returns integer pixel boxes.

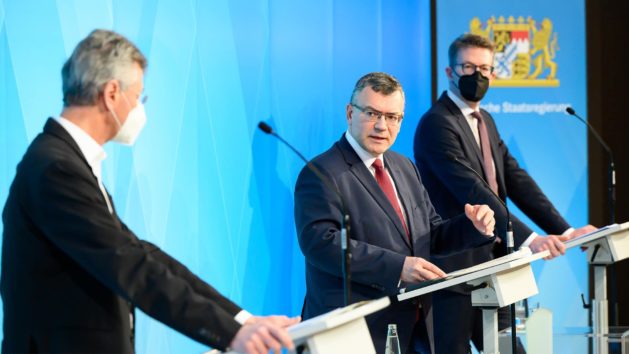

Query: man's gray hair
[62,29,147,107]
[349,72,404,104]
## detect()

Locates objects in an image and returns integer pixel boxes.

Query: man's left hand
[464,203,495,236]
[567,224,597,240]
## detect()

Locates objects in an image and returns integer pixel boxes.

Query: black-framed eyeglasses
[351,104,404,126]
[454,62,494,76]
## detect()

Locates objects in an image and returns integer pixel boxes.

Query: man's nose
[374,115,388,130]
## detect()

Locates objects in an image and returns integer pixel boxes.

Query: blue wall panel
[435,1,589,352]
[0,0,431,352]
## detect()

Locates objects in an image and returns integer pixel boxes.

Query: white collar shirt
[55,117,112,213]
[345,131,407,224]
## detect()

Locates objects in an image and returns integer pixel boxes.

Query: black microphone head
[566,107,576,115]
[258,121,273,134]
[446,153,458,162]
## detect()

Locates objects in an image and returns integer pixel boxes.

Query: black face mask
[454,71,489,102]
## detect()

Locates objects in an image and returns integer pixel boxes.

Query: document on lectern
[564,222,628,249]
[397,247,548,301]
[287,296,390,341]
[207,297,391,354]
[447,246,533,278]
[400,247,532,292]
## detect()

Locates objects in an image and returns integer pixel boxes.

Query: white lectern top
[564,222,629,264]
[287,296,390,341]
[397,247,548,301]
[209,297,390,354]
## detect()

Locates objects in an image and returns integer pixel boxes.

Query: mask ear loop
[450,67,462,91]
[113,91,138,129]
[107,102,123,131]
[105,83,130,131]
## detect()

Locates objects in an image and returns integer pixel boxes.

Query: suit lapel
[385,155,415,246]
[337,136,411,249]
[44,118,93,171]
[441,94,484,165]
[483,113,506,197]
[43,118,120,221]
[440,93,489,179]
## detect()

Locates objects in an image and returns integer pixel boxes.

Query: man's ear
[346,103,353,125]
[102,79,121,110]
[445,66,454,80]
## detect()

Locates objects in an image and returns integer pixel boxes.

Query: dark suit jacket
[414,92,570,282]
[294,134,493,353]
[1,119,242,353]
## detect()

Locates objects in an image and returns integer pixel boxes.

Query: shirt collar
[55,117,107,181]
[345,130,383,170]
[447,89,477,117]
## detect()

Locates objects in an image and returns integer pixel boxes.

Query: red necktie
[471,111,499,194]
[372,159,409,238]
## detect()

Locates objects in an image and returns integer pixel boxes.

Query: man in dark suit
[294,72,497,354]
[413,33,595,353]
[1,29,297,354]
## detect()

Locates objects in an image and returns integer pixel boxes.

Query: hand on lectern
[230,315,300,354]
[401,257,447,283]
[464,203,495,236]
[529,235,569,260]
[567,224,598,240]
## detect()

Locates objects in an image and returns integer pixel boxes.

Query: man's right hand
[230,315,300,354]
[529,234,569,260]
[400,256,447,283]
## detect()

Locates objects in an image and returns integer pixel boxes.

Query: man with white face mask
[1,29,298,354]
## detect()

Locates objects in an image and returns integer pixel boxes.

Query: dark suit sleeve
[29,159,241,350]
[294,165,407,294]
[139,239,242,317]
[492,117,571,236]
[415,112,534,246]
[407,159,494,255]
[416,112,570,247]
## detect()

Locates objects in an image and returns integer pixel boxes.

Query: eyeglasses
[351,104,404,126]
[454,62,494,76]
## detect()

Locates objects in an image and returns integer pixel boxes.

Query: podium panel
[470,263,538,308]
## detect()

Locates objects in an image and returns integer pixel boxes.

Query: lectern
[565,222,629,354]
[398,247,549,354]
[210,296,390,354]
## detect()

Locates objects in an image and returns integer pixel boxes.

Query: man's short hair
[349,72,404,104]
[448,33,495,67]
[62,29,147,107]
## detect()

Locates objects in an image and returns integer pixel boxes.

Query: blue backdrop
[436,1,589,353]
[0,0,431,352]
[1,1,591,353]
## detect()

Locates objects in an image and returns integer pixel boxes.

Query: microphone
[258,121,352,306]
[446,154,514,253]
[565,107,616,224]
[447,153,518,353]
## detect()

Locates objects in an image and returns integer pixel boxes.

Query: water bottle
[385,324,401,354]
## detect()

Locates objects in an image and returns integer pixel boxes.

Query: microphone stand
[258,122,352,306]
[565,107,618,330]
[448,154,517,354]
[566,107,615,224]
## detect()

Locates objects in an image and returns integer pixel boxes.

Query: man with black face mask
[413,34,595,353]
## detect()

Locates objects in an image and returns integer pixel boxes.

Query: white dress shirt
[56,117,112,213]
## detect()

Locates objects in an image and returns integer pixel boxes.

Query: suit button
[370,284,383,291]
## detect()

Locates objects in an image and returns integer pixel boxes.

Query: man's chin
[366,146,388,156]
